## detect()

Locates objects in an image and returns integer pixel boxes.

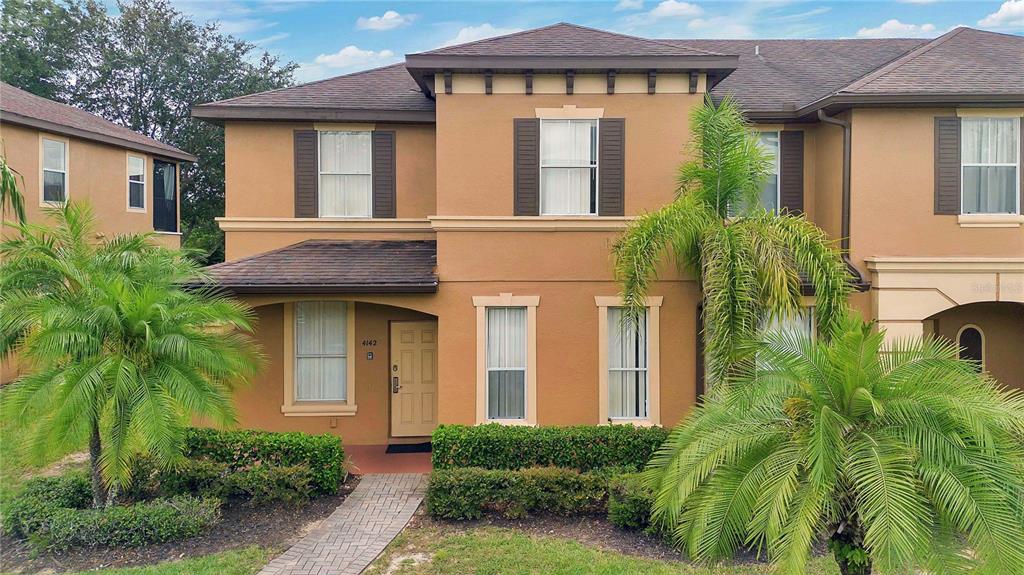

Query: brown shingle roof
[0,82,194,162]
[201,240,438,293]
[422,22,722,57]
[837,28,1024,96]
[191,63,434,122]
[662,38,928,115]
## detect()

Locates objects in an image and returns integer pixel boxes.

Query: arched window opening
[957,325,984,372]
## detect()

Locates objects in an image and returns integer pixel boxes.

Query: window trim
[474,293,539,425]
[760,130,781,213]
[959,116,1020,216]
[126,153,147,212]
[539,118,600,216]
[956,323,985,371]
[281,300,357,416]
[39,134,69,206]
[317,130,373,219]
[596,296,662,426]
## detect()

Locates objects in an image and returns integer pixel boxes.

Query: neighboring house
[0,82,195,383]
[192,24,1023,448]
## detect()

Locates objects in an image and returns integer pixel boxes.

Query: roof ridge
[838,27,968,94]
[202,62,410,106]
[419,22,567,55]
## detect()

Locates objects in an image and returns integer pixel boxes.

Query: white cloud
[439,24,524,48]
[978,0,1024,28]
[856,19,938,38]
[687,17,755,38]
[216,18,276,35]
[296,45,400,82]
[357,10,416,31]
[624,0,702,27]
[253,32,290,46]
[614,0,644,11]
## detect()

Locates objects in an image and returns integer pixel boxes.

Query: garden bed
[0,476,358,574]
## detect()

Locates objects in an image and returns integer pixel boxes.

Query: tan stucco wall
[0,122,180,246]
[848,108,1024,271]
[223,121,436,220]
[807,119,846,240]
[930,302,1024,391]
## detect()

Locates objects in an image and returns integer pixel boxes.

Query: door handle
[391,376,400,393]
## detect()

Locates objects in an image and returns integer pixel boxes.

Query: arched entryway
[925,302,1024,390]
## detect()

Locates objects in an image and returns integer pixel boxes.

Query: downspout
[817,109,869,291]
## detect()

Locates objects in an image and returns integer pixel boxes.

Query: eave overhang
[190,106,436,124]
[744,92,1024,123]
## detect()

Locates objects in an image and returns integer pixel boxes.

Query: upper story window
[127,155,145,211]
[540,119,598,215]
[153,160,177,232]
[758,131,780,212]
[42,137,67,204]
[961,117,1020,214]
[319,131,371,217]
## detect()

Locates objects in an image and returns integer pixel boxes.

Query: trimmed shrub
[607,472,656,532]
[432,424,668,472]
[226,463,313,505]
[127,455,314,504]
[3,473,92,537]
[184,427,344,495]
[427,467,610,520]
[42,495,220,550]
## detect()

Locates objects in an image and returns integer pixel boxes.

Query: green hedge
[607,472,657,532]
[432,424,668,472]
[184,427,344,495]
[128,456,314,505]
[426,467,613,520]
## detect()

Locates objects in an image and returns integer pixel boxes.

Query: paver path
[259,473,426,575]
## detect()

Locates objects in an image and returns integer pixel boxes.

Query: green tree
[646,316,1024,575]
[613,97,851,382]
[0,203,262,506]
[0,0,297,263]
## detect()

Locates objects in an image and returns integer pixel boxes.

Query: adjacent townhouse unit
[0,81,195,383]
[192,24,1023,449]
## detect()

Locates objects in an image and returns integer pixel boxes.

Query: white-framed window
[758,131,780,212]
[764,306,816,339]
[485,306,527,420]
[608,307,648,420]
[294,301,349,401]
[127,154,146,211]
[961,117,1020,215]
[540,119,598,215]
[318,131,372,217]
[41,137,67,204]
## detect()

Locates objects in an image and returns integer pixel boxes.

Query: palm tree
[1,148,27,226]
[0,202,261,506]
[645,316,1024,575]
[613,96,851,382]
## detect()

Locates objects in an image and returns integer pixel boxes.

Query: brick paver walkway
[259,474,426,575]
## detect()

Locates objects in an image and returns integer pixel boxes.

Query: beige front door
[390,321,438,437]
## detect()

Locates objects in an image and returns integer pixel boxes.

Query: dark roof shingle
[202,240,438,293]
[0,82,194,161]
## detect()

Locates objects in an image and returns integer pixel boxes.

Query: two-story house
[0,82,195,383]
[192,24,1023,451]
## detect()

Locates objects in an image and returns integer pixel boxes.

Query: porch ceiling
[199,240,438,294]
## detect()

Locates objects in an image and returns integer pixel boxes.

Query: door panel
[390,321,438,437]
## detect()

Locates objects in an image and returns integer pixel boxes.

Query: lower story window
[764,306,816,339]
[295,301,348,401]
[608,307,648,420]
[486,306,527,420]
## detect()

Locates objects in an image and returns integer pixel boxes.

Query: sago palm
[613,96,850,382]
[645,316,1024,575]
[0,149,27,226]
[0,203,261,506]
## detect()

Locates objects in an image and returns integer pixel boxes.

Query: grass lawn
[0,546,274,575]
[364,525,841,575]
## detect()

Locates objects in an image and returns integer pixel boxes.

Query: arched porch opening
[925,302,1024,390]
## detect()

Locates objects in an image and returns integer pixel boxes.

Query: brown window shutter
[513,118,540,216]
[598,118,626,216]
[779,130,804,214]
[934,117,961,215]
[294,129,318,218]
[372,131,396,218]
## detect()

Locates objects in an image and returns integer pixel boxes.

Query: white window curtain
[541,119,598,215]
[128,155,145,209]
[764,307,816,339]
[319,131,372,217]
[961,118,1019,214]
[759,132,780,212]
[42,138,66,203]
[295,301,348,401]
[486,307,527,420]
[608,307,648,419]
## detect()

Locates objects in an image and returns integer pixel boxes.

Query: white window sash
[294,302,348,402]
[127,155,146,210]
[608,307,649,420]
[42,138,67,204]
[960,118,1020,215]
[485,306,527,421]
[539,119,599,216]
[317,131,372,218]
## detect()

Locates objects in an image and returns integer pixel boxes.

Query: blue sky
[166,0,1024,82]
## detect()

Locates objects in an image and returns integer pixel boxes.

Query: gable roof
[662,38,928,117]
[0,82,194,162]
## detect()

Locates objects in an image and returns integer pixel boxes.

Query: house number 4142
[361,339,378,347]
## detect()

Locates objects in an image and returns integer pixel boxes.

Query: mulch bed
[0,476,360,574]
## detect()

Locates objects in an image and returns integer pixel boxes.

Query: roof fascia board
[745,93,1024,123]
[191,106,436,124]
[405,53,738,72]
[209,283,439,294]
[2,110,196,162]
